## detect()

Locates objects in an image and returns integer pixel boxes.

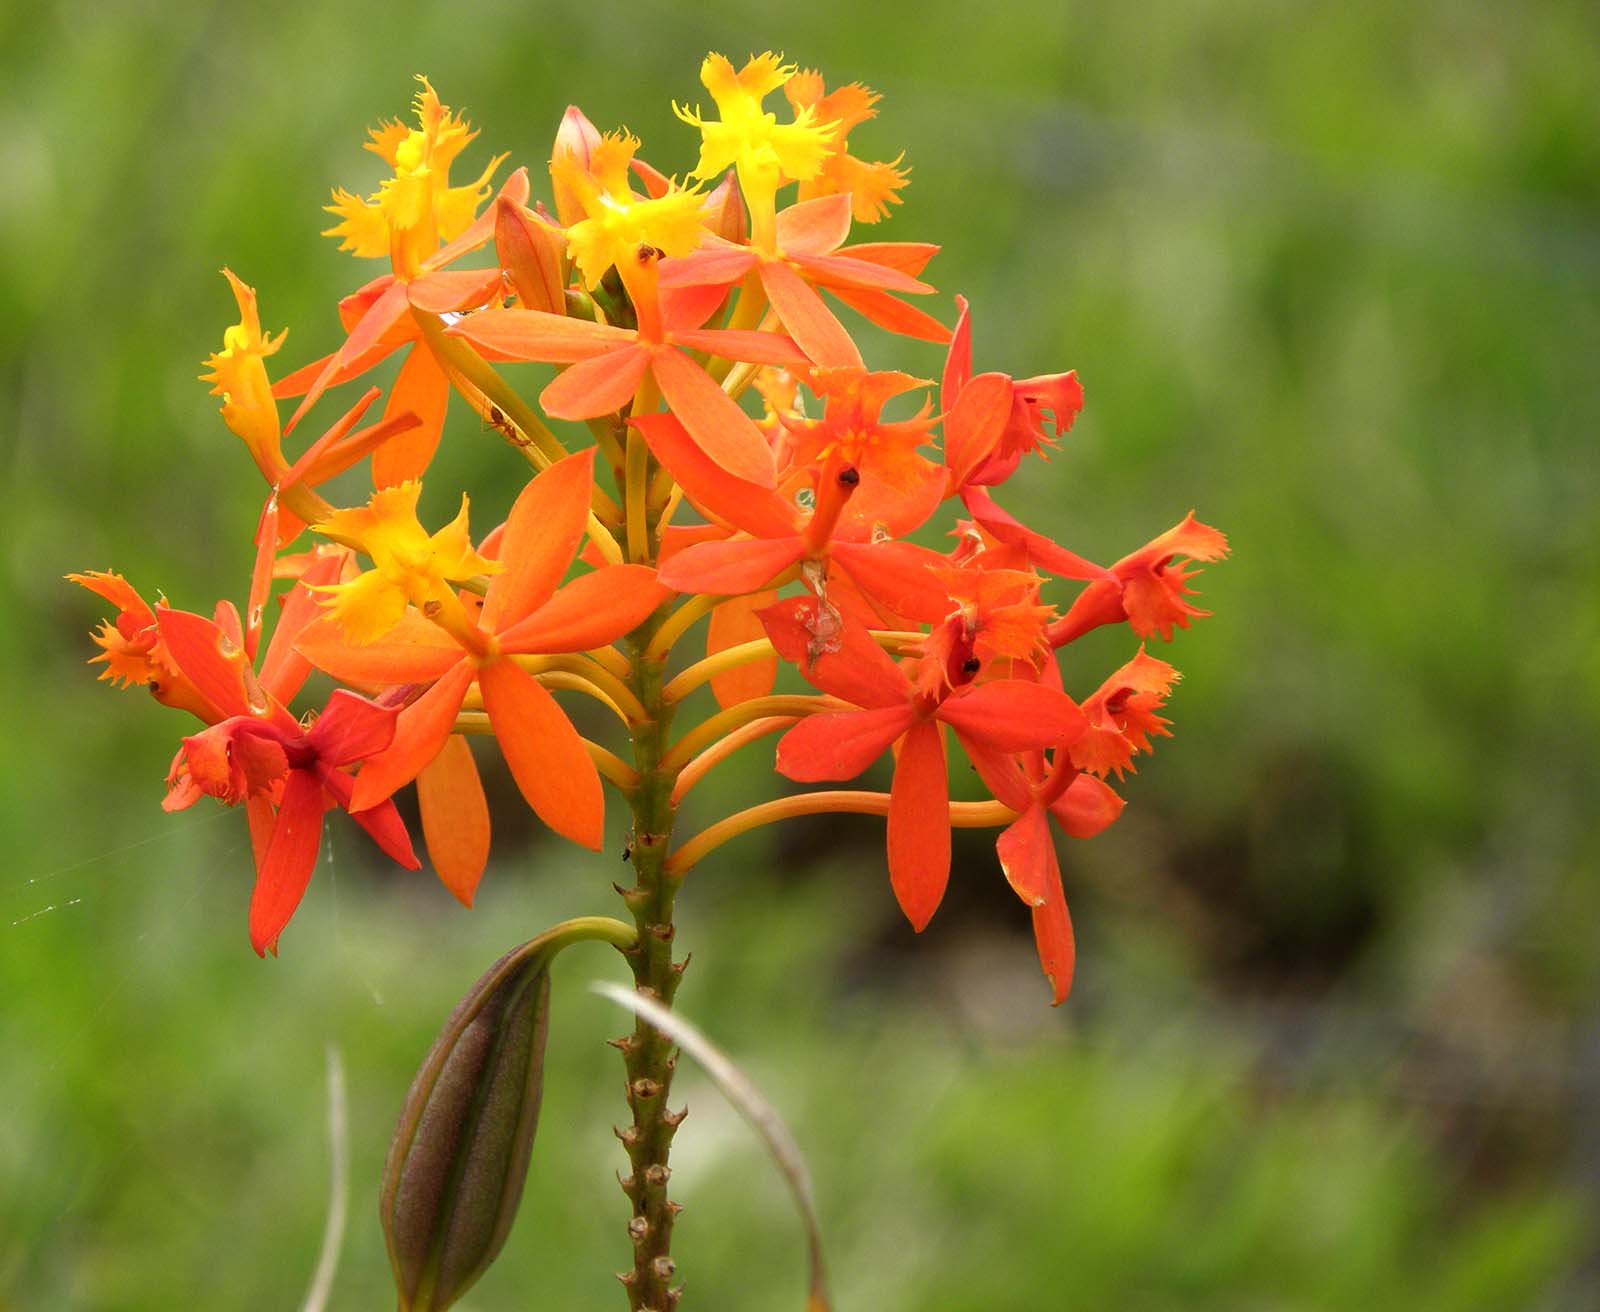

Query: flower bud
[380,944,554,1311]
[550,105,601,227]
[494,199,566,315]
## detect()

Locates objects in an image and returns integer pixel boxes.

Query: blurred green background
[3,1,1597,1307]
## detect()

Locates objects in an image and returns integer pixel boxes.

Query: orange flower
[783,69,908,223]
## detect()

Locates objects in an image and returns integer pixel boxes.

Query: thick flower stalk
[73,56,1228,1310]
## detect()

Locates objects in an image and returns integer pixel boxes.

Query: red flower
[1050,513,1230,646]
[761,596,1087,930]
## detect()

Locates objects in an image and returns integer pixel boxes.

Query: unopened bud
[380,945,555,1311]
[702,172,748,245]
[495,199,566,315]
[551,105,602,227]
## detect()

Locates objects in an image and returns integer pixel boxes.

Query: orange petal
[707,589,779,710]
[1049,773,1125,839]
[350,663,473,811]
[448,306,637,362]
[284,278,411,433]
[961,486,1111,581]
[416,735,490,906]
[406,266,506,315]
[775,193,852,256]
[373,344,451,487]
[631,413,797,538]
[496,564,668,654]
[295,613,465,687]
[829,284,952,343]
[829,540,950,624]
[651,348,777,488]
[259,553,349,703]
[760,262,862,368]
[479,659,604,850]
[482,449,594,629]
[887,719,949,931]
[539,346,651,419]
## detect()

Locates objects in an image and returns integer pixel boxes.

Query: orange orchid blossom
[75,58,1228,1304]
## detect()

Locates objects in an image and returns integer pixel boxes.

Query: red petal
[248,768,326,955]
[963,739,1034,813]
[774,704,918,781]
[496,565,669,653]
[1049,773,1125,839]
[319,767,420,868]
[448,307,636,362]
[961,487,1111,581]
[479,658,605,850]
[1030,848,1076,1005]
[758,594,912,709]
[373,344,450,487]
[829,540,950,624]
[996,804,1053,907]
[656,536,805,596]
[350,663,474,810]
[944,373,1012,488]
[539,345,651,419]
[651,348,777,488]
[306,688,402,765]
[760,262,862,368]
[938,680,1088,753]
[482,449,594,630]
[887,720,950,931]
[155,607,248,719]
[416,735,491,906]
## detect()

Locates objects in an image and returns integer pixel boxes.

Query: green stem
[614,566,688,1307]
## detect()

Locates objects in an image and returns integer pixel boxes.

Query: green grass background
[3,1,1597,1307]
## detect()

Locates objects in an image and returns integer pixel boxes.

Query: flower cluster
[73,57,1225,1001]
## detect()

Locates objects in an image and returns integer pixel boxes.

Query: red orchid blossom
[761,595,1088,930]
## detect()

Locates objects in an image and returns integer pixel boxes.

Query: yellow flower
[674,52,838,247]
[199,269,286,468]
[322,77,505,277]
[313,482,501,644]
[552,130,706,291]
